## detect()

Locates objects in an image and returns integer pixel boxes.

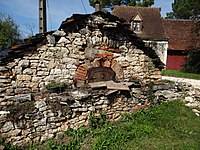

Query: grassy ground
[2,100,200,150]
[162,70,200,80]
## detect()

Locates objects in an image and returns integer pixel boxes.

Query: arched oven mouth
[87,67,116,83]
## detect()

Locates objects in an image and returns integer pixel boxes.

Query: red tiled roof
[163,19,200,51]
[112,6,166,40]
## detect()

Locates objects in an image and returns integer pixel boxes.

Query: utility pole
[39,0,47,33]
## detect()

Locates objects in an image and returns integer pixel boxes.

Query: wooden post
[39,0,47,33]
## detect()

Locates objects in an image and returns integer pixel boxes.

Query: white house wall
[143,40,168,66]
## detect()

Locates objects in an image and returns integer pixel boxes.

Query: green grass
[162,70,200,80]
[3,100,200,150]
[90,100,200,150]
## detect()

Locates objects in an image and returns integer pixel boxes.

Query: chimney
[94,0,100,12]
[39,0,47,33]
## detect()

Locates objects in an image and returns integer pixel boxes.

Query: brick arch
[73,51,124,86]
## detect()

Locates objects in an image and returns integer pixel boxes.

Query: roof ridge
[164,19,196,22]
[114,6,160,10]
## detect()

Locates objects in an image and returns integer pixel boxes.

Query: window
[132,21,141,31]
[131,14,143,33]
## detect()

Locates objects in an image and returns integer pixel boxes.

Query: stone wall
[0,86,147,145]
[0,18,162,98]
[0,12,164,146]
[1,81,200,146]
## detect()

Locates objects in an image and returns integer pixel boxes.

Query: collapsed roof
[0,11,164,69]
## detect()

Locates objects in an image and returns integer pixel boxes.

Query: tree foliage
[0,13,21,50]
[166,0,200,19]
[182,21,200,73]
[89,0,154,10]
[182,50,200,73]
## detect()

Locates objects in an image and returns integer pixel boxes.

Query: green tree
[0,13,21,50]
[89,0,154,10]
[166,0,200,19]
[182,50,200,73]
[182,21,200,74]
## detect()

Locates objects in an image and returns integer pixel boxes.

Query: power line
[47,0,52,31]
[81,0,88,13]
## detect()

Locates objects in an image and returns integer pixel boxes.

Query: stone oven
[0,11,165,146]
[0,11,164,96]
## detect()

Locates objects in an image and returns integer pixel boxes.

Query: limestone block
[86,37,93,46]
[121,62,130,67]
[48,46,60,52]
[61,47,70,54]
[54,69,62,75]
[16,75,31,81]
[37,67,48,71]
[30,59,39,63]
[58,37,71,44]
[0,78,11,83]
[60,123,69,132]
[0,66,8,72]
[131,60,139,66]
[150,74,162,79]
[72,33,81,38]
[35,100,46,109]
[88,106,95,111]
[79,28,91,35]
[47,60,56,69]
[32,77,43,82]
[23,68,36,75]
[13,66,22,74]
[114,57,126,62]
[27,82,38,88]
[126,55,135,62]
[38,45,47,51]
[119,45,128,53]
[39,82,45,90]
[109,39,114,47]
[66,64,77,69]
[92,36,101,45]
[50,69,55,75]
[61,69,69,75]
[1,121,14,133]
[30,62,38,68]
[18,60,29,67]
[5,88,14,96]
[53,30,66,36]
[63,57,78,65]
[37,71,49,76]
[7,129,22,137]
[28,55,40,60]
[0,75,9,79]
[46,34,55,45]
[139,55,148,62]
[78,108,88,112]
[7,94,32,103]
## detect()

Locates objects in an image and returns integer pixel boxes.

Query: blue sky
[0,0,174,37]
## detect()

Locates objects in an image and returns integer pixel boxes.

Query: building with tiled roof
[112,6,168,65]
[163,19,200,70]
[112,6,166,40]
[112,6,200,70]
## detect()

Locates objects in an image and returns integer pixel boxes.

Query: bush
[45,82,68,93]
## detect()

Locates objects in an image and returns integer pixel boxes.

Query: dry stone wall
[0,29,161,98]
[0,87,148,145]
[1,81,200,146]
[0,12,164,146]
